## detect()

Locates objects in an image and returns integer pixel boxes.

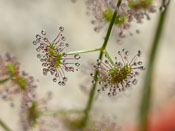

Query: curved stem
[139,1,170,131]
[81,0,123,127]
[66,47,101,55]
[0,78,10,84]
[0,120,11,131]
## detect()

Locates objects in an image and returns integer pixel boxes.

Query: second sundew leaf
[102,8,127,25]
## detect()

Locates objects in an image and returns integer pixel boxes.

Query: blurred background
[0,0,175,130]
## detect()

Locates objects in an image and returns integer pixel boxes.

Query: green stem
[139,1,170,131]
[66,47,101,55]
[0,78,9,84]
[103,50,116,68]
[0,120,11,131]
[81,0,123,128]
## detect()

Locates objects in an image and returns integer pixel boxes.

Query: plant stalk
[81,0,123,127]
[67,47,101,55]
[139,1,170,131]
[0,120,11,131]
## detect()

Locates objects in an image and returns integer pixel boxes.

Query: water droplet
[135,72,139,76]
[99,81,103,85]
[125,51,129,56]
[63,77,68,82]
[138,61,142,65]
[65,43,69,47]
[41,29,46,35]
[91,80,96,84]
[53,78,57,82]
[105,60,109,64]
[97,89,101,93]
[36,34,41,39]
[36,48,41,52]
[33,41,37,45]
[59,26,64,32]
[137,50,141,57]
[159,6,165,12]
[97,74,102,78]
[91,20,96,24]
[74,54,80,60]
[75,63,80,67]
[44,38,48,42]
[59,42,64,46]
[118,51,121,55]
[62,81,66,86]
[132,79,137,85]
[97,59,101,63]
[90,73,94,77]
[62,36,66,41]
[139,66,145,70]
[58,81,62,86]
[94,27,100,32]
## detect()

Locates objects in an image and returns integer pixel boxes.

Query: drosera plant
[92,49,144,96]
[85,0,156,39]
[20,91,60,131]
[0,53,37,103]
[33,26,81,86]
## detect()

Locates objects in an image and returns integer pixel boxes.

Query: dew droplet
[91,20,96,24]
[41,29,46,35]
[97,59,101,63]
[62,36,66,41]
[91,80,96,84]
[135,71,140,76]
[62,81,66,86]
[138,61,142,65]
[33,41,37,45]
[36,34,41,39]
[58,81,62,86]
[59,42,64,46]
[105,60,109,64]
[139,66,145,70]
[97,89,101,93]
[94,27,100,32]
[137,50,141,57]
[53,78,57,82]
[132,79,137,85]
[74,54,80,60]
[75,63,80,67]
[65,43,69,47]
[159,6,165,12]
[99,81,103,85]
[90,73,94,77]
[63,77,68,82]
[125,51,129,56]
[59,26,64,32]
[44,38,48,42]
